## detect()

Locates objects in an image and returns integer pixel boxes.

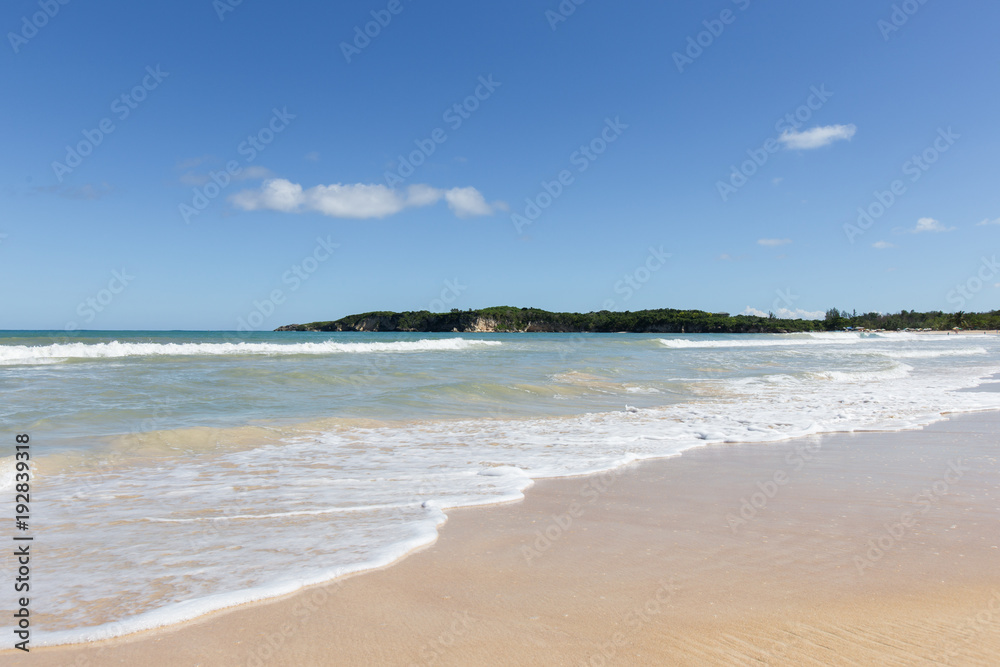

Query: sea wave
[658,336,861,349]
[882,347,988,359]
[809,361,914,382]
[0,339,502,365]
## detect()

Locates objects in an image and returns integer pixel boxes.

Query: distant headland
[275,307,997,334]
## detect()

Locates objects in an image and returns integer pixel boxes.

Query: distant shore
[17,410,1000,666]
[276,306,1000,334]
[917,329,999,335]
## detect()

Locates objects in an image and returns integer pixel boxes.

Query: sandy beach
[7,411,1000,666]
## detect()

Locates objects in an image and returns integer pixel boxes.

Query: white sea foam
[0,339,502,365]
[13,332,1000,647]
[658,336,861,349]
[0,456,18,492]
[881,347,988,359]
[810,361,914,382]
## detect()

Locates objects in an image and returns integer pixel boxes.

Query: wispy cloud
[977,217,1000,226]
[230,179,501,220]
[179,171,210,186]
[757,238,792,247]
[180,165,273,187]
[741,306,825,320]
[443,187,495,218]
[304,151,320,162]
[778,124,856,150]
[34,182,114,200]
[872,240,895,249]
[239,166,273,181]
[908,217,956,233]
[176,155,212,170]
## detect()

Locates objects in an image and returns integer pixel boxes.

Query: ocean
[2,329,998,645]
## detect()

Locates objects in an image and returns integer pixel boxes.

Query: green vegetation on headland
[274,307,1000,334]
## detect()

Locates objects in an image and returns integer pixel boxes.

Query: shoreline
[8,409,1000,665]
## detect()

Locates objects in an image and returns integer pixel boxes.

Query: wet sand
[6,411,1000,666]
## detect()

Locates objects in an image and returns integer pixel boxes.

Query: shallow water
[1,330,998,645]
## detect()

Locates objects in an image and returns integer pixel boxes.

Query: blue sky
[2,0,999,330]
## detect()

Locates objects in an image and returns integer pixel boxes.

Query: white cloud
[181,165,272,187]
[778,124,857,150]
[977,218,1000,226]
[304,151,320,162]
[232,178,303,213]
[309,183,407,218]
[741,306,825,320]
[758,238,792,247]
[230,179,498,220]
[406,183,445,207]
[910,217,956,233]
[872,241,895,249]
[444,187,494,218]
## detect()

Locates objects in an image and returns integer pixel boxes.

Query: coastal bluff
[273,307,829,334]
[275,307,998,334]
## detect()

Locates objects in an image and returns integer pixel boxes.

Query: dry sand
[6,412,1000,666]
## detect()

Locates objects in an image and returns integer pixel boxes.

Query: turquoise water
[1,331,691,446]
[1,330,999,644]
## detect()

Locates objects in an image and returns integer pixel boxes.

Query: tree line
[275,306,1000,333]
